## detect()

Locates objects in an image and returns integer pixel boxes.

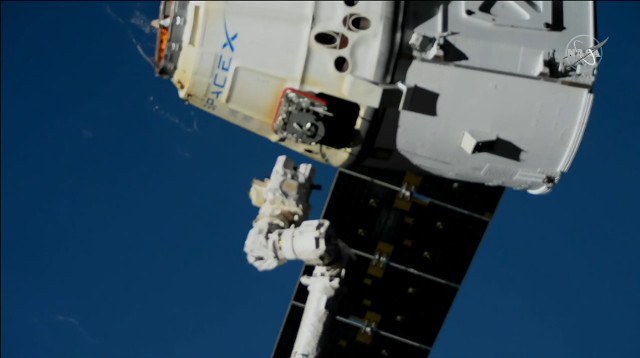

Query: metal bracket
[273,88,332,145]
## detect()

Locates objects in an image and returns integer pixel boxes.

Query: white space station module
[153,1,600,195]
[151,2,601,357]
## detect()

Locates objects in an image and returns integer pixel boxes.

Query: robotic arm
[243,155,352,358]
[243,155,348,271]
[244,219,336,271]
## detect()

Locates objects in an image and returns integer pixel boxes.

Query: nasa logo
[563,35,608,71]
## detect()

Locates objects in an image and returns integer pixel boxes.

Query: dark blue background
[2,2,639,357]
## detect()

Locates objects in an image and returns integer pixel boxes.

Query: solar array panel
[272,168,504,358]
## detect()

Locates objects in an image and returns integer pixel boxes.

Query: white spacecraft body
[154,1,599,194]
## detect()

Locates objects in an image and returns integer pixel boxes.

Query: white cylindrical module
[278,220,330,265]
[154,1,395,167]
[290,266,341,358]
[154,1,600,193]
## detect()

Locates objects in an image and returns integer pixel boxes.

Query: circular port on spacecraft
[343,14,371,31]
[315,32,338,46]
[334,56,349,72]
[314,31,349,49]
[344,0,358,7]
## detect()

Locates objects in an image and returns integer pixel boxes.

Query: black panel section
[321,172,489,284]
[317,317,430,358]
[349,166,504,218]
[413,174,504,217]
[385,199,488,284]
[322,172,402,255]
[315,93,361,149]
[272,169,504,358]
[329,255,458,347]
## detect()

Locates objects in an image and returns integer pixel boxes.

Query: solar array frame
[271,168,504,358]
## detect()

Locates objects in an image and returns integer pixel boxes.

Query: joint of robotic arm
[244,218,351,271]
[249,155,316,227]
[244,219,287,271]
[276,219,330,266]
[276,219,351,268]
[245,156,351,272]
